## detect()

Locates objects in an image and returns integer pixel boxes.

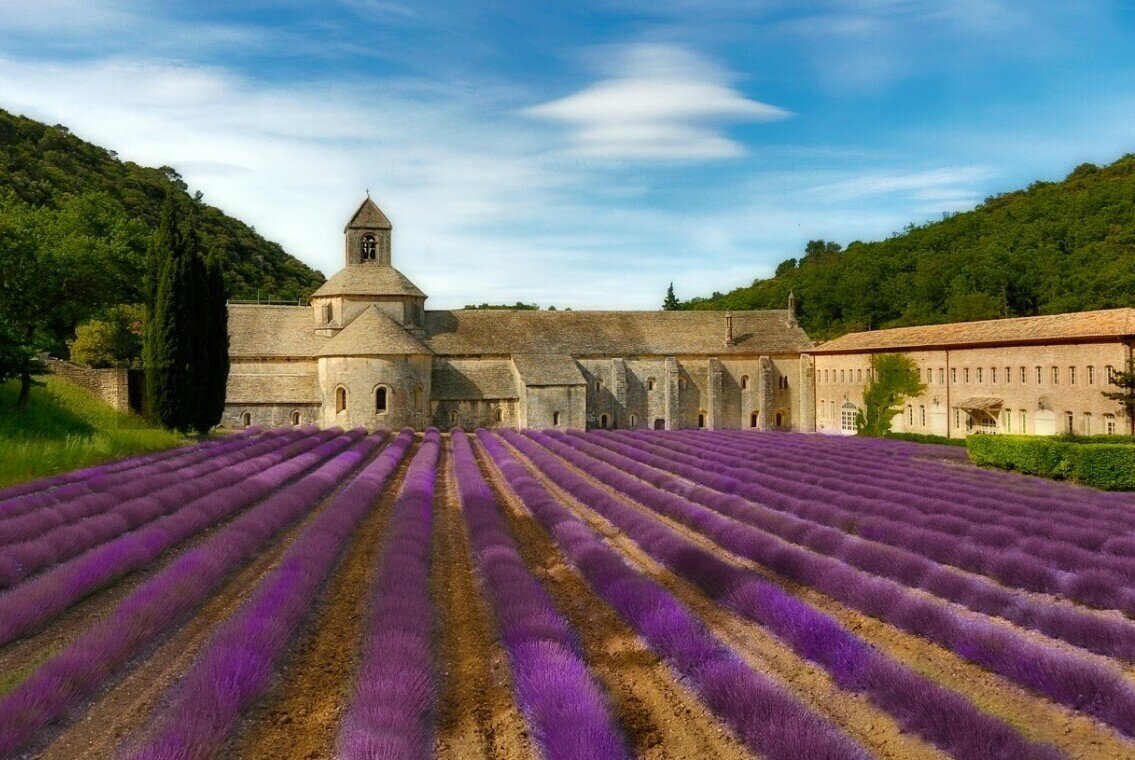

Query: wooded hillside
[684,155,1135,340]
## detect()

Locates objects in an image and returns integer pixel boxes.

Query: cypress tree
[193,249,229,433]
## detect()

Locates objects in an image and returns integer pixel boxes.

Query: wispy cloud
[523,44,790,160]
[804,167,992,202]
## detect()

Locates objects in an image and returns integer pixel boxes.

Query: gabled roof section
[812,308,1135,354]
[228,304,326,358]
[431,358,518,400]
[317,305,432,357]
[512,354,585,386]
[311,265,426,299]
[422,310,812,356]
[227,373,318,404]
[345,196,392,231]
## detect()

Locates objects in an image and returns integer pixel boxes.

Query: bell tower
[344,195,392,266]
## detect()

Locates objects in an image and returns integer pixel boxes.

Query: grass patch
[0,376,186,488]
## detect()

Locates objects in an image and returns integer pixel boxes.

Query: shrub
[967,435,1135,490]
[883,432,966,447]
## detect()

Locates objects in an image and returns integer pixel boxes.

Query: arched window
[750,411,758,428]
[697,412,706,428]
[741,375,750,390]
[841,402,857,432]
[647,378,656,391]
[494,407,503,422]
[291,411,301,426]
[629,413,638,428]
[241,412,251,427]
[361,234,377,261]
[553,411,561,426]
[599,413,609,428]
[335,386,347,413]
[375,386,388,412]
[321,303,333,323]
[449,410,458,425]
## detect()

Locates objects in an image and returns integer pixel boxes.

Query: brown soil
[473,438,754,760]
[501,435,942,760]
[228,439,417,760]
[31,437,386,760]
[523,436,1135,760]
[431,439,535,760]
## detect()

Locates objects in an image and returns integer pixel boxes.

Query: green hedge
[883,432,967,447]
[966,435,1135,490]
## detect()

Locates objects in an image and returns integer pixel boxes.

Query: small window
[1105,413,1117,434]
[741,375,750,390]
[855,369,861,383]
[919,405,926,426]
[1020,410,1027,433]
[976,367,983,384]
[361,234,377,261]
[647,377,656,391]
[1088,366,1095,385]
[841,370,846,383]
[375,386,388,412]
[1106,365,1115,384]
[291,411,301,426]
[1004,409,1011,433]
[629,413,637,427]
[1069,366,1077,385]
[450,410,458,425]
[955,408,961,429]
[241,412,251,427]
[494,407,503,422]
[750,411,758,428]
[1035,366,1042,384]
[335,386,347,414]
[696,412,705,428]
[1052,366,1059,384]
[1020,366,1026,383]
[1082,412,1091,435]
[1004,366,1010,383]
[951,367,957,384]
[907,405,914,425]
[938,368,944,385]
[553,411,561,426]
[1064,411,1074,433]
[321,303,333,324]
[964,368,970,383]
[990,367,996,384]
[841,403,857,432]
[595,378,603,392]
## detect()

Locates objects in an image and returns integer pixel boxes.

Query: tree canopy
[682,154,1135,340]
[857,354,926,437]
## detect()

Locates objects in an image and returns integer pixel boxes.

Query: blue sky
[1,1,1134,308]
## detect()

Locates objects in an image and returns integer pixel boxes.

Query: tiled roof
[311,264,426,299]
[422,310,811,356]
[317,305,432,356]
[812,308,1135,353]
[512,354,585,386]
[227,373,318,403]
[345,197,392,230]
[228,305,327,358]
[431,358,518,400]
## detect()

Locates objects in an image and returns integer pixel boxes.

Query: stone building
[811,309,1135,438]
[224,197,814,432]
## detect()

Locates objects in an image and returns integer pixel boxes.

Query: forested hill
[0,107,324,301]
[683,154,1135,341]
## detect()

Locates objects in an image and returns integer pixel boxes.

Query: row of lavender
[619,429,1135,613]
[543,430,1135,740]
[504,430,1071,759]
[0,428,381,757]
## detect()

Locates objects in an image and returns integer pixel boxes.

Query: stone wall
[45,358,132,412]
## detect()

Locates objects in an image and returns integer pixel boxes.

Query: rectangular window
[938,368,945,384]
[920,405,926,426]
[1064,411,1074,434]
[1107,365,1115,384]
[1020,410,1027,433]
[976,367,983,383]
[1106,415,1117,434]
[841,370,846,383]
[955,408,961,428]
[964,368,971,383]
[907,405,913,425]
[1088,366,1095,385]
[991,367,996,384]
[1020,366,1026,383]
[951,367,957,384]
[1005,366,1011,383]
[1069,366,1077,385]
[926,367,932,384]
[1082,413,1091,435]
[1035,366,1042,384]
[1004,410,1011,433]
[1052,366,1059,384]
[856,369,862,383]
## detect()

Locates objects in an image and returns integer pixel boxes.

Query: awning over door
[955,397,1003,412]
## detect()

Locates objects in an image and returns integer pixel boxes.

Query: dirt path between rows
[432,440,534,760]
[473,439,754,760]
[229,440,417,759]
[528,437,1135,760]
[33,438,387,760]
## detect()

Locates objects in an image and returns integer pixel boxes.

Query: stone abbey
[224,197,1135,437]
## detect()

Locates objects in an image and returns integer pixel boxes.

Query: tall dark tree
[194,249,229,432]
[1103,359,1135,435]
[662,283,680,311]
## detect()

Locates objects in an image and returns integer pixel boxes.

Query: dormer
[344,196,392,266]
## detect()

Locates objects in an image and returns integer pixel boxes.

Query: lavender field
[0,427,1133,759]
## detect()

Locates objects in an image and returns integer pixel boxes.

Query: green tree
[1103,359,1135,435]
[662,283,680,310]
[69,304,145,368]
[193,251,229,432]
[856,354,926,437]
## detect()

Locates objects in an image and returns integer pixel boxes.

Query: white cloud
[523,44,790,160]
[803,167,992,201]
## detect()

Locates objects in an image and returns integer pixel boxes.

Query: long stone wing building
[224,197,815,432]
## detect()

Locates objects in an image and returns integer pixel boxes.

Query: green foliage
[966,435,1135,490]
[462,302,542,310]
[683,154,1135,340]
[195,251,230,432]
[0,375,184,487]
[0,107,323,305]
[68,304,145,368]
[662,283,680,311]
[1102,358,1135,435]
[857,354,926,436]
[883,431,967,447]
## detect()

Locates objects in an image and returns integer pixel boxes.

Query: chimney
[725,312,734,346]
[787,292,798,325]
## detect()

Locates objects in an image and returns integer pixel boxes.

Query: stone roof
[311,264,426,299]
[812,308,1135,354]
[431,358,518,400]
[228,305,327,358]
[345,197,392,231]
[318,305,432,357]
[422,310,811,356]
[227,373,318,403]
[512,354,585,386]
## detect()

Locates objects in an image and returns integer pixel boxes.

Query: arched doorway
[775,411,783,427]
[697,412,706,428]
[599,413,609,429]
[749,411,758,428]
